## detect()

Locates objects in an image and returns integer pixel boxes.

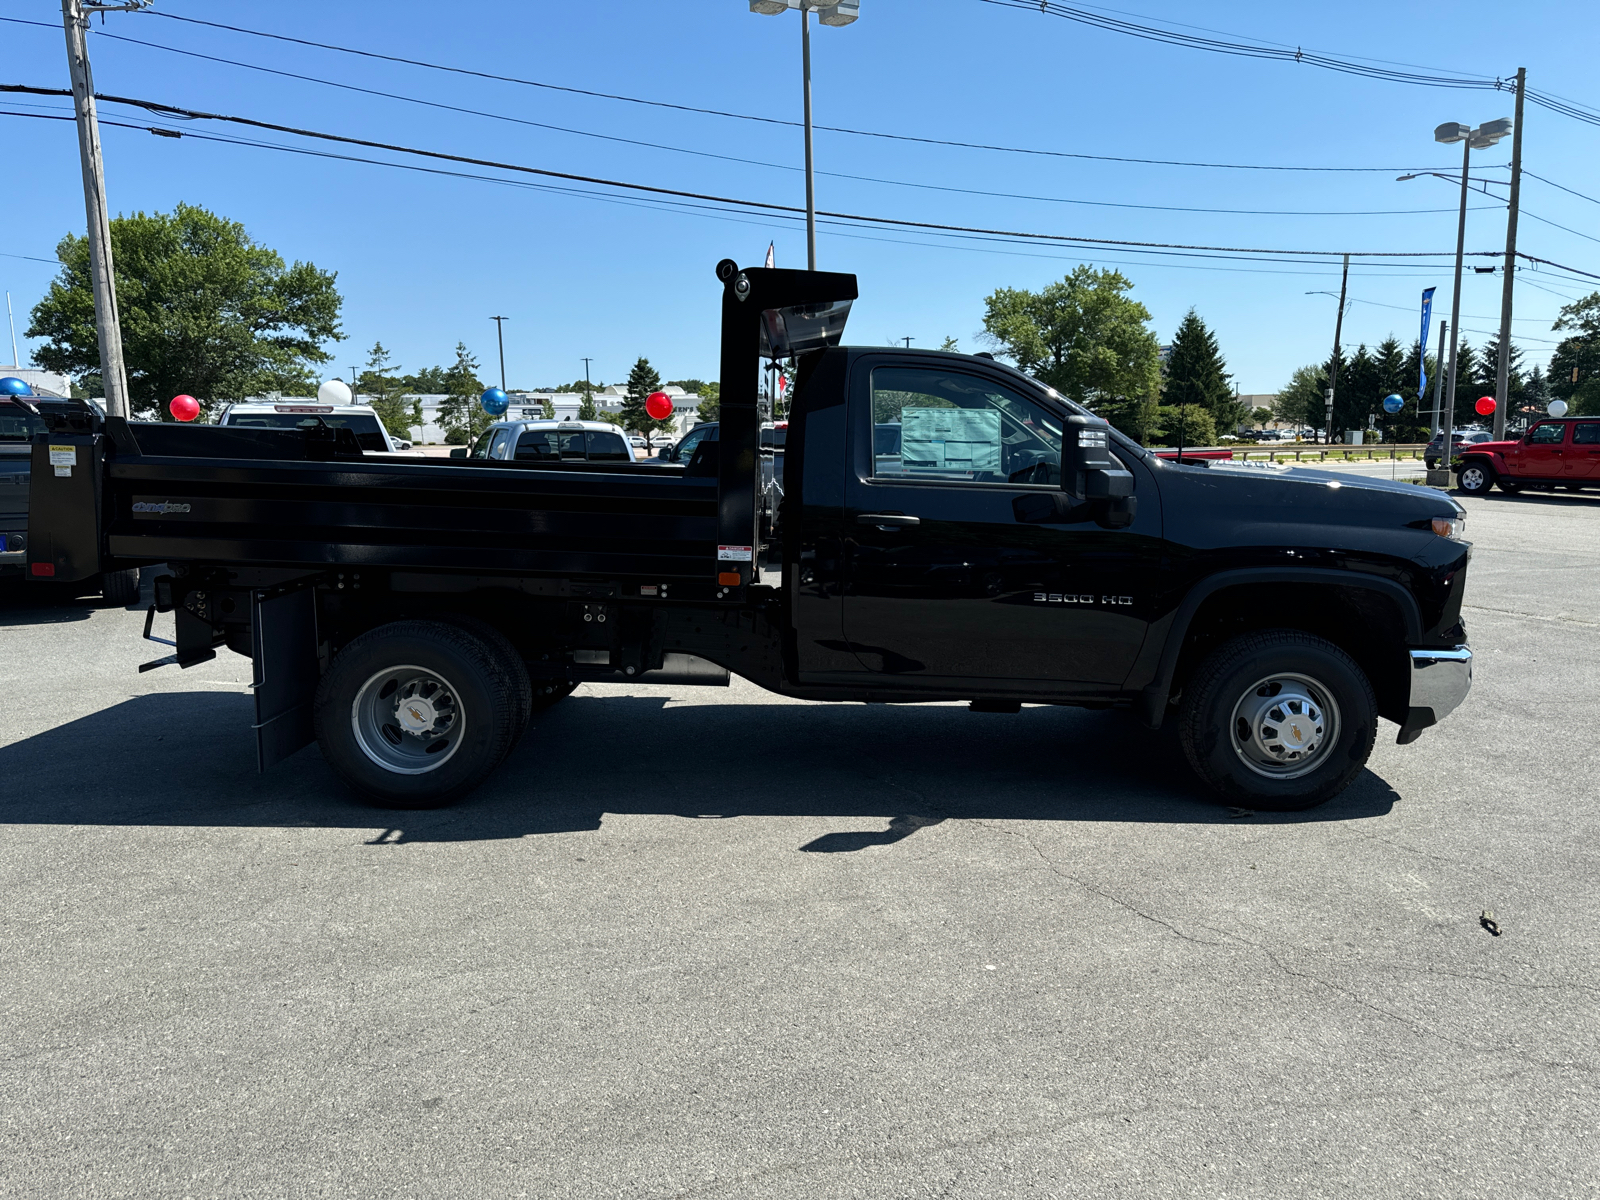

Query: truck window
[226,411,391,453]
[869,366,1062,485]
[1572,422,1600,445]
[513,429,631,462]
[468,428,496,459]
[488,429,514,460]
[1527,423,1566,445]
[0,401,46,443]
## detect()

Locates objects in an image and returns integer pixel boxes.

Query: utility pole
[1492,67,1526,441]
[902,336,914,348]
[490,315,508,390]
[61,0,145,419]
[1324,253,1349,445]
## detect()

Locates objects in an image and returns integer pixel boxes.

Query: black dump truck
[22,261,1472,811]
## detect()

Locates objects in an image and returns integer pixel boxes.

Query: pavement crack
[974,821,1223,947]
[1461,603,1600,629]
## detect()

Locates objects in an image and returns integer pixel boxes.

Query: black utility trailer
[24,260,1475,811]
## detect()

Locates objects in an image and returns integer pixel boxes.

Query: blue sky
[2,0,1596,394]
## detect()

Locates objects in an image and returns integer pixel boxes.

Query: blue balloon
[479,387,508,416]
[0,376,33,397]
[1382,393,1404,414]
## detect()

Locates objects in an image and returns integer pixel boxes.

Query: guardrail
[1157,444,1433,465]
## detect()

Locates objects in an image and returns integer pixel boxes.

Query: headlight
[1432,514,1466,540]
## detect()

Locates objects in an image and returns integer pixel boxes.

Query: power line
[0,22,1489,221]
[0,11,1441,176]
[1522,169,1600,208]
[978,0,1600,130]
[1,85,1498,265]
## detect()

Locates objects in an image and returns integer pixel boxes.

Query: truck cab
[217,402,416,454]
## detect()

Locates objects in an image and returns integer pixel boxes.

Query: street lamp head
[1396,173,1419,181]
[1434,122,1470,144]
[748,0,859,19]
[1477,117,1514,141]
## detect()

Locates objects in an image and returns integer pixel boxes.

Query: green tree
[981,266,1161,443]
[434,342,486,444]
[357,341,421,442]
[26,202,342,420]
[938,336,959,353]
[1275,363,1328,431]
[578,389,599,421]
[666,378,709,395]
[402,364,451,394]
[1164,309,1241,435]
[1550,292,1600,415]
[619,356,674,435]
[1148,405,1216,448]
[695,381,721,423]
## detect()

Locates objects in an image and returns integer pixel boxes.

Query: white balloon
[317,379,353,405]
[1547,399,1568,418]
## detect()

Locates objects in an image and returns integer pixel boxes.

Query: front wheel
[1456,461,1494,495]
[1178,630,1377,811]
[313,620,517,809]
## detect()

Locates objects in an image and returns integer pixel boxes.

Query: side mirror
[449,447,468,458]
[1061,413,1136,529]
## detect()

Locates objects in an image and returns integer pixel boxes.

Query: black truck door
[840,357,1162,690]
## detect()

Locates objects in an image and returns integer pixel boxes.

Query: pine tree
[358,341,421,443]
[1164,309,1241,438]
[435,342,485,445]
[618,356,673,435]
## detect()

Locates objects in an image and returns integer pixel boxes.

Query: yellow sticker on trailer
[48,444,76,467]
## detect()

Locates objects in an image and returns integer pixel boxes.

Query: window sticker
[900,407,1001,476]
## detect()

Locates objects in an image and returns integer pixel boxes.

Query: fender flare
[1456,452,1504,478]
[1136,567,1423,728]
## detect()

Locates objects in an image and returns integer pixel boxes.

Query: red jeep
[1455,417,1600,495]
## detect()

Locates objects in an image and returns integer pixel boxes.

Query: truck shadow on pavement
[0,690,1398,846]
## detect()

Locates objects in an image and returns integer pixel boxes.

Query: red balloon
[645,391,674,421]
[1475,395,1497,416]
[169,394,200,422]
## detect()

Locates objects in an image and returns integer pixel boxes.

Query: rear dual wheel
[1179,630,1377,811]
[314,620,520,809]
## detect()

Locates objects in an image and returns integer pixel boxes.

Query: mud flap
[251,588,320,771]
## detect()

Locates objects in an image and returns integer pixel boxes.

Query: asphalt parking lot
[2,487,1596,1199]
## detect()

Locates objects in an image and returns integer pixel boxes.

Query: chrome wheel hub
[1230,672,1340,780]
[352,666,466,775]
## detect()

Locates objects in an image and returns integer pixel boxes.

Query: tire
[313,620,516,809]
[442,616,532,755]
[1178,629,1378,812]
[101,567,140,606]
[1497,478,1522,494]
[1456,461,1494,495]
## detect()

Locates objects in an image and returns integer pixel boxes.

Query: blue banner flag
[1418,287,1436,396]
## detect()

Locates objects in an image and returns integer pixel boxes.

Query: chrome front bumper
[1397,645,1473,743]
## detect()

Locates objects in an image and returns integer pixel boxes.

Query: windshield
[226,411,390,453]
[0,400,46,444]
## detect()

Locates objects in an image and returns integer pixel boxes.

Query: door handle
[857,512,920,528]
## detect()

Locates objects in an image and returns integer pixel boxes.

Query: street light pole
[800,8,816,270]
[749,2,859,271]
[490,315,509,390]
[1441,134,1473,468]
[60,0,146,419]
[1492,67,1526,441]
